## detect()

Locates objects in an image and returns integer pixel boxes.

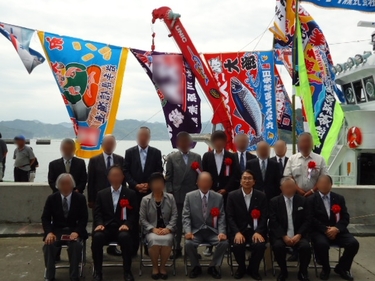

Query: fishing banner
[38,31,128,158]
[0,22,45,73]
[304,0,375,12]
[275,66,293,131]
[130,49,202,148]
[203,51,278,150]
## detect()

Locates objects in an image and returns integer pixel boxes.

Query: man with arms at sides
[183,172,228,279]
[92,165,138,281]
[0,132,7,182]
[165,131,201,258]
[269,177,311,281]
[226,170,268,280]
[309,175,359,281]
[246,141,281,202]
[284,133,328,197]
[87,134,124,256]
[271,140,289,177]
[235,133,256,173]
[13,135,36,182]
[48,138,87,193]
[41,173,88,281]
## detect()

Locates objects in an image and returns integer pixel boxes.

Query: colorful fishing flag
[38,31,128,158]
[304,0,375,13]
[130,49,202,148]
[0,22,45,73]
[269,0,297,44]
[203,51,278,150]
[274,66,293,132]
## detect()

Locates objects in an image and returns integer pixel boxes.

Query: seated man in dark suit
[226,170,268,280]
[234,133,256,172]
[91,165,138,281]
[48,138,87,193]
[246,141,281,201]
[41,173,88,281]
[309,175,359,281]
[269,177,311,281]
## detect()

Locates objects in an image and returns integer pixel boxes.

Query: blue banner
[304,0,375,12]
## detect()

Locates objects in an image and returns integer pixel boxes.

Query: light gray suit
[182,190,228,268]
[165,151,201,249]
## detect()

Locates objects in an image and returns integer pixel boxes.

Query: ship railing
[331,175,356,186]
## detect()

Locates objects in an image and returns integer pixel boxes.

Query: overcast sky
[0,0,374,124]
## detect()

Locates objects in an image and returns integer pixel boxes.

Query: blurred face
[102,136,116,155]
[298,134,313,155]
[213,138,226,151]
[274,140,287,157]
[256,141,270,160]
[241,172,255,190]
[15,139,25,147]
[316,176,332,195]
[108,167,124,187]
[197,172,213,193]
[280,179,297,197]
[58,176,74,196]
[61,141,75,159]
[151,178,165,193]
[137,128,151,149]
[235,135,249,152]
[177,135,192,154]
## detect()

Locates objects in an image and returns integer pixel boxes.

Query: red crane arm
[152,6,235,150]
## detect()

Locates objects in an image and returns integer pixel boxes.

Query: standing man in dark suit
[42,173,88,281]
[269,177,311,281]
[91,165,138,281]
[48,138,87,193]
[271,140,288,177]
[165,131,201,258]
[309,175,359,281]
[235,133,256,172]
[226,170,268,280]
[246,141,281,201]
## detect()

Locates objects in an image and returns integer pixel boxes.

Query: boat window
[343,84,356,104]
[364,76,375,101]
[353,80,366,103]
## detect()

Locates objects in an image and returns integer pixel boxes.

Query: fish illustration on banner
[203,51,278,150]
[38,31,128,158]
[0,22,45,73]
[130,48,202,148]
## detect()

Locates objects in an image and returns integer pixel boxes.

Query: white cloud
[0,0,374,124]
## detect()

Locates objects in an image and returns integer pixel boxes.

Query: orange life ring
[347,126,362,149]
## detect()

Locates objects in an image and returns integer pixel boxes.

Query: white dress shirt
[103,152,113,167]
[61,192,72,211]
[181,151,189,165]
[214,150,224,175]
[276,156,286,167]
[138,146,149,170]
[237,151,246,165]
[319,191,331,218]
[242,188,252,210]
[284,195,294,237]
[199,190,210,200]
[111,186,122,213]
[258,158,268,168]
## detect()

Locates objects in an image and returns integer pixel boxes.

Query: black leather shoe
[170,249,182,259]
[277,272,288,281]
[124,271,134,281]
[207,266,221,279]
[249,271,262,280]
[234,269,245,279]
[189,266,202,278]
[334,266,354,281]
[298,272,310,281]
[107,245,122,256]
[319,269,330,280]
[93,272,103,281]
[160,273,168,280]
[151,273,160,280]
[44,279,55,281]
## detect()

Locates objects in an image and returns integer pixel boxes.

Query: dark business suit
[270,156,289,177]
[246,158,281,201]
[41,192,88,280]
[48,157,87,193]
[87,153,124,204]
[92,187,138,274]
[237,151,257,172]
[269,194,311,275]
[309,192,359,272]
[226,189,268,274]
[202,150,241,194]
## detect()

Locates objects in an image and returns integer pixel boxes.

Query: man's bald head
[197,172,213,193]
[256,141,270,160]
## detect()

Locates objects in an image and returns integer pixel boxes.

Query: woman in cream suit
[140,172,178,280]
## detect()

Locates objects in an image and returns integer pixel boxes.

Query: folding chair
[270,246,299,276]
[312,243,343,277]
[92,242,124,276]
[227,242,268,276]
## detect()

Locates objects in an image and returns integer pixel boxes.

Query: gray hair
[56,173,76,190]
[280,176,296,186]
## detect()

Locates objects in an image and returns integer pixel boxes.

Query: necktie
[323,196,331,218]
[240,152,245,172]
[202,195,207,218]
[278,158,283,175]
[65,160,70,173]
[107,155,111,169]
[141,149,147,171]
[261,160,266,180]
[62,197,69,218]
[286,198,294,237]
[287,198,293,215]
[183,154,188,165]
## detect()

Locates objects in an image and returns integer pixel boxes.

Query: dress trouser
[231,229,266,274]
[91,225,133,274]
[185,229,228,268]
[272,237,311,275]
[175,203,183,250]
[43,230,83,280]
[14,167,29,182]
[311,231,359,272]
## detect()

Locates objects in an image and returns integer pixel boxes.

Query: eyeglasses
[241,177,254,181]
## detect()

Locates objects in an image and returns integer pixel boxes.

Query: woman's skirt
[146,233,174,248]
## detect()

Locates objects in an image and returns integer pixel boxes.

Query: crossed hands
[153,228,171,235]
[283,234,302,246]
[325,226,339,240]
[136,183,149,194]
